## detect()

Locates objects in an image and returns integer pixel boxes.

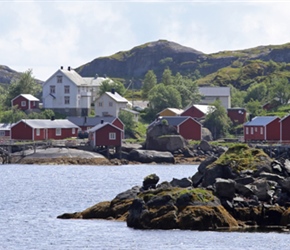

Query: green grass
[211,144,271,172]
[138,187,214,203]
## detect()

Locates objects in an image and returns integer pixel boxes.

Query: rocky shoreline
[57,143,290,231]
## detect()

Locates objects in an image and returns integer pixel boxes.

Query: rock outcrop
[58,144,290,231]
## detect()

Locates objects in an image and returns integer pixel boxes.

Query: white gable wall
[95,94,128,117]
[42,70,79,109]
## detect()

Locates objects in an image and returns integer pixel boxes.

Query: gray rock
[199,140,212,152]
[143,174,160,190]
[197,156,218,175]
[145,124,186,152]
[249,179,271,202]
[284,159,290,175]
[202,164,236,188]
[170,177,192,188]
[214,178,236,200]
[235,183,254,197]
[128,149,175,164]
[191,171,204,187]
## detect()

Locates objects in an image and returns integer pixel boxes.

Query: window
[255,127,257,132]
[0,131,5,136]
[72,128,76,134]
[99,102,103,107]
[36,129,40,136]
[21,101,26,107]
[109,132,116,140]
[56,128,61,136]
[260,127,263,135]
[57,76,63,83]
[64,85,70,94]
[250,127,253,134]
[50,85,55,94]
[64,96,70,105]
[109,101,113,107]
[246,127,249,135]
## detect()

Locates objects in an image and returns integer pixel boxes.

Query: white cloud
[1,1,290,80]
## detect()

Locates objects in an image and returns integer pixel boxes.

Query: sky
[1,0,290,81]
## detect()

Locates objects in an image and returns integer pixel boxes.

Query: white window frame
[64,96,70,105]
[260,127,263,135]
[21,101,26,107]
[56,128,61,136]
[250,127,253,135]
[246,127,249,135]
[72,128,76,134]
[36,128,40,136]
[99,102,103,107]
[109,132,116,140]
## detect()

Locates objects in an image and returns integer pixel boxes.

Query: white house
[94,89,130,117]
[42,66,113,116]
[198,86,231,109]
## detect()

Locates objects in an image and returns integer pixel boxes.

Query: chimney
[68,66,71,71]
[101,119,104,124]
[51,116,55,121]
[94,73,98,79]
[111,88,115,94]
[60,66,63,70]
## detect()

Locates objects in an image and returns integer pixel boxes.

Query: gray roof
[105,91,129,103]
[244,116,279,126]
[199,87,230,96]
[0,123,13,130]
[16,119,80,129]
[88,122,122,133]
[67,116,117,127]
[61,68,112,87]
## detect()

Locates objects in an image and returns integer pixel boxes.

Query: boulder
[128,149,175,164]
[142,174,160,190]
[178,205,239,230]
[145,123,187,152]
[202,164,236,188]
[199,140,212,152]
[214,178,236,200]
[170,177,192,188]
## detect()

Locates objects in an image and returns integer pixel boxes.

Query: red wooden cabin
[11,94,39,111]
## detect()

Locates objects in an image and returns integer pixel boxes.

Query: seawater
[0,164,290,250]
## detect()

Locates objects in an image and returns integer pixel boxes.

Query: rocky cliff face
[0,65,22,84]
[75,40,290,87]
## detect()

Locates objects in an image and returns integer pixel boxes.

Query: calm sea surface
[1,164,290,250]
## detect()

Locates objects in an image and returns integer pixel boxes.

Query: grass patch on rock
[139,187,214,203]
[211,144,271,173]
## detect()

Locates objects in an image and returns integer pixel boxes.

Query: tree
[230,85,246,108]
[141,70,157,100]
[244,82,268,103]
[161,68,173,86]
[118,109,136,138]
[148,83,182,114]
[246,99,265,117]
[269,77,290,105]
[0,107,27,123]
[173,73,200,107]
[203,100,232,139]
[98,79,126,96]
[5,69,41,107]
